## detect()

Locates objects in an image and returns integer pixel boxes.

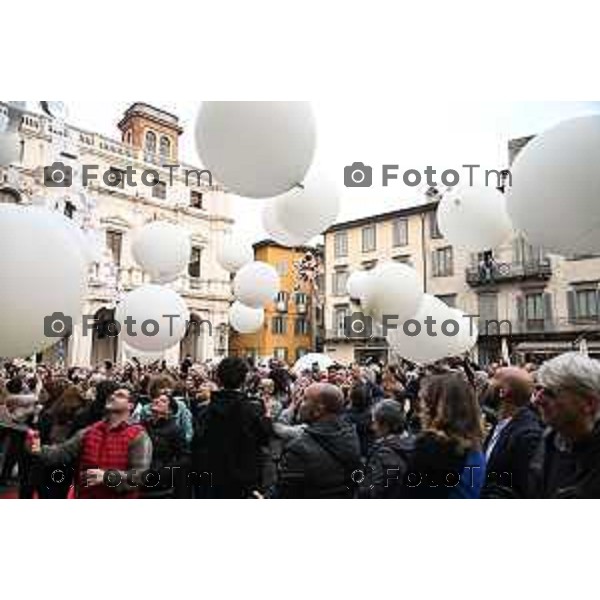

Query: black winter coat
[277,417,361,499]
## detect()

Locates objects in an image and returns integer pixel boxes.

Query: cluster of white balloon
[123,222,192,357]
[196,102,339,334]
[346,262,478,364]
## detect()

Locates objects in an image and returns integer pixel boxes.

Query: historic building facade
[324,140,600,365]
[229,241,324,364]
[0,101,234,366]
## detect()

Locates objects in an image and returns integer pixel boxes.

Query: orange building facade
[230,241,321,364]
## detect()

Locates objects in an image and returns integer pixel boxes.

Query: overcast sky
[41,101,600,243]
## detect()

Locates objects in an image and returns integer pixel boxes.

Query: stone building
[229,240,324,364]
[0,101,234,366]
[323,139,600,365]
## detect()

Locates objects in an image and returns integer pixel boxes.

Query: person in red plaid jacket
[28,388,152,499]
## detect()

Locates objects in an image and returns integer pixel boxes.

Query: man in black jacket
[192,358,271,499]
[529,352,600,498]
[277,383,361,499]
[482,367,543,498]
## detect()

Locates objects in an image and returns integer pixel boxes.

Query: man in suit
[481,367,543,498]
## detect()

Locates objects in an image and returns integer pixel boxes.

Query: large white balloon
[233,261,280,308]
[132,222,192,283]
[273,170,340,245]
[507,115,600,256]
[438,186,513,252]
[262,197,306,247]
[386,295,452,364]
[117,284,190,353]
[0,205,87,358]
[363,262,423,324]
[195,101,317,199]
[46,211,97,265]
[0,132,21,167]
[216,235,254,273]
[442,309,479,357]
[229,301,265,334]
[346,270,371,300]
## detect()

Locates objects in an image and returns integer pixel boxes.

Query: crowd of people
[1,350,600,499]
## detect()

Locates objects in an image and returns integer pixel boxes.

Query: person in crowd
[398,373,486,499]
[360,399,414,499]
[481,367,543,498]
[529,352,600,498]
[134,375,194,444]
[277,383,361,499]
[28,388,152,499]
[140,389,188,499]
[191,358,272,499]
[345,383,373,458]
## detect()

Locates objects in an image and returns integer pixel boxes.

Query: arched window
[145,131,157,155]
[160,136,171,160]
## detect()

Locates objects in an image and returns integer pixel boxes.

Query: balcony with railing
[466,259,552,287]
[477,316,600,337]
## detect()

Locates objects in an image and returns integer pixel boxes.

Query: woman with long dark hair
[399,373,486,499]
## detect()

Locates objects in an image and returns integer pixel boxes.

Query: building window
[334,231,348,258]
[295,292,308,306]
[272,316,287,335]
[276,291,289,311]
[160,136,171,160]
[430,212,443,239]
[432,247,454,277]
[274,348,288,363]
[152,181,167,200]
[190,191,203,209]
[106,167,125,189]
[334,307,349,338]
[570,289,599,321]
[295,316,310,336]
[125,131,132,145]
[513,236,544,264]
[525,293,545,331]
[362,225,377,253]
[189,247,202,279]
[393,218,409,247]
[106,230,123,267]
[275,261,288,277]
[333,270,349,296]
[145,131,157,155]
[437,294,457,308]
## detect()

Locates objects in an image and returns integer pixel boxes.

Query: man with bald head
[481,367,543,498]
[277,383,361,499]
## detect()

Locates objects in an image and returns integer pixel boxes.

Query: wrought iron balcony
[466,259,552,287]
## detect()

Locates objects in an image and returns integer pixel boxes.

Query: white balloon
[438,186,513,252]
[507,115,600,256]
[233,261,280,308]
[262,198,306,247]
[195,101,317,199]
[0,205,87,358]
[216,235,254,273]
[442,309,479,357]
[273,170,340,244]
[132,222,192,283]
[117,284,190,353]
[46,211,96,265]
[386,295,452,364]
[229,301,265,334]
[0,132,21,167]
[364,262,423,324]
[346,271,371,299]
